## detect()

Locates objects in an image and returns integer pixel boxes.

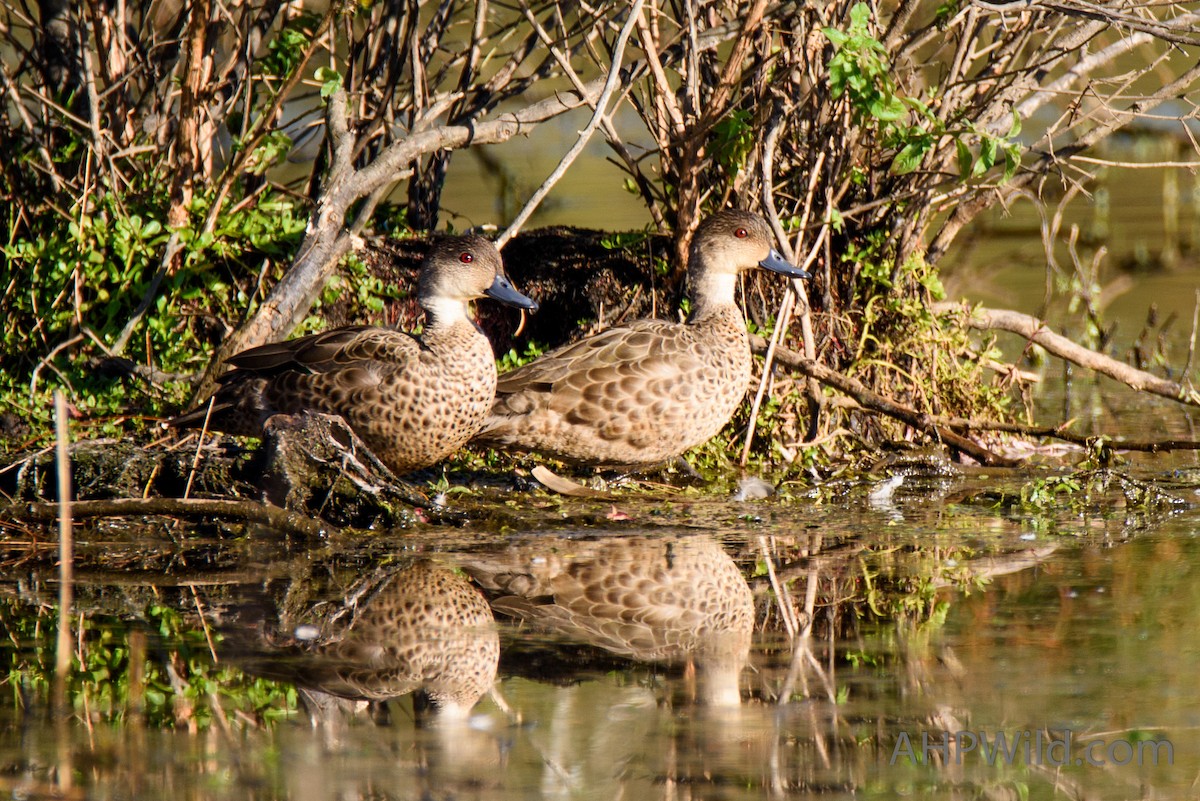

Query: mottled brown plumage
[459,535,753,706]
[293,560,500,717]
[228,560,500,721]
[172,234,536,474]
[474,210,809,467]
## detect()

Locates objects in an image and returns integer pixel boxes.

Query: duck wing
[223,326,423,378]
[171,327,424,431]
[495,319,687,396]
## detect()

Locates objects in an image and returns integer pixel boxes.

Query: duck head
[686,210,810,312]
[419,233,538,324]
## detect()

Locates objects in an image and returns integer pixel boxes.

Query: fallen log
[749,335,1018,467]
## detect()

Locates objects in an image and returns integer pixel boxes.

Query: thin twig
[183,397,216,500]
[1069,155,1200,170]
[1183,289,1199,386]
[743,138,828,465]
[495,0,644,248]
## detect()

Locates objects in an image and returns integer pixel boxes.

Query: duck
[458,535,753,706]
[292,560,500,721]
[473,209,810,467]
[172,233,538,475]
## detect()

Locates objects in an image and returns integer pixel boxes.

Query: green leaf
[972,137,997,177]
[1007,109,1022,139]
[828,63,847,96]
[827,207,845,232]
[1002,144,1021,182]
[712,109,754,175]
[245,130,293,176]
[869,95,906,122]
[904,96,933,119]
[955,138,972,179]
[891,141,928,174]
[823,27,848,47]
[849,2,872,28]
[315,66,343,100]
[920,271,946,300]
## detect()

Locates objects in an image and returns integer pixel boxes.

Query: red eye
[459,252,474,263]
[734,227,749,238]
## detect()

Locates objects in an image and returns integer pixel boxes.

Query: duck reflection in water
[459,535,753,707]
[222,558,499,727]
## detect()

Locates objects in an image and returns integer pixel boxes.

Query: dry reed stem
[53,391,74,715]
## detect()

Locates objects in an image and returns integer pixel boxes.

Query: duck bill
[759,249,810,279]
[485,274,539,311]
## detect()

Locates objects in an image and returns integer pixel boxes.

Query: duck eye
[459,252,474,264]
[734,227,749,239]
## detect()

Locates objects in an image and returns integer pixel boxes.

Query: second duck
[474,210,809,468]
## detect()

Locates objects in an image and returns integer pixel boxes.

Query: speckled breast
[344,333,498,474]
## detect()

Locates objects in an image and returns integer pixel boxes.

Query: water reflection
[458,534,754,707]
[5,501,1200,799]
[222,558,499,726]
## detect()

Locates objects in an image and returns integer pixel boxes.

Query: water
[3,473,1200,799]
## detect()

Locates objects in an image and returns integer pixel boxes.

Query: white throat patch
[424,297,469,325]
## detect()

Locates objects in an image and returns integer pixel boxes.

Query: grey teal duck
[459,535,753,706]
[172,234,537,475]
[473,210,809,467]
[230,559,500,722]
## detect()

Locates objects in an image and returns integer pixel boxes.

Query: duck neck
[421,298,482,349]
[422,298,474,332]
[685,268,740,325]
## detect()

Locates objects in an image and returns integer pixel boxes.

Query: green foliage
[315,66,344,100]
[823,3,1022,182]
[243,130,294,175]
[499,340,548,372]
[1,157,306,440]
[293,254,406,337]
[711,110,755,177]
[1,600,296,729]
[824,4,906,126]
[600,230,651,250]
[1020,475,1083,509]
[261,14,320,81]
[1014,468,1184,516]
[844,250,1015,432]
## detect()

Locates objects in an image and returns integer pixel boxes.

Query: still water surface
[4,473,1200,800]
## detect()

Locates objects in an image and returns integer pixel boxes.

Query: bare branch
[934,302,1200,407]
[749,335,1018,467]
[496,0,645,247]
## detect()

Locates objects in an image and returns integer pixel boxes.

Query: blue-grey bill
[759,249,810,279]
[485,274,539,310]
